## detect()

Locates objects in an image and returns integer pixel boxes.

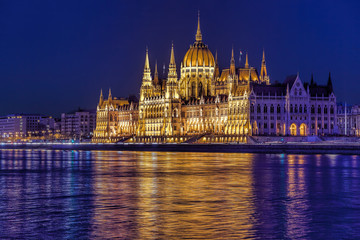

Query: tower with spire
[140,48,154,101]
[98,89,103,106]
[230,47,236,75]
[244,52,249,69]
[195,11,202,42]
[166,43,179,99]
[259,49,270,85]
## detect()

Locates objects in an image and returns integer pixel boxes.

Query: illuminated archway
[300,123,307,136]
[290,123,297,136]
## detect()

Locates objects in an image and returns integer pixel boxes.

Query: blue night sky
[1,0,359,116]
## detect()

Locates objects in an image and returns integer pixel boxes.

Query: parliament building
[93,16,337,143]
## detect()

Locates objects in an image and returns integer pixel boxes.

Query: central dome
[182,14,215,68]
[183,42,215,68]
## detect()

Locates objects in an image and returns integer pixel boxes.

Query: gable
[290,75,307,97]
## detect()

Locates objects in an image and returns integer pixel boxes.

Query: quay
[1,142,360,155]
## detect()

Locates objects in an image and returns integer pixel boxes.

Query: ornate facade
[93,16,337,143]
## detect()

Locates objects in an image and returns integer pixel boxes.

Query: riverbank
[1,142,360,154]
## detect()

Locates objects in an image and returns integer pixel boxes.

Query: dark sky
[1,0,360,117]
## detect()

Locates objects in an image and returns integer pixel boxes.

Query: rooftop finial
[195,11,202,42]
[145,47,150,70]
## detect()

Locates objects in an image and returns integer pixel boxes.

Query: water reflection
[0,149,359,239]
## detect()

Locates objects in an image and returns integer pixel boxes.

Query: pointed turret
[260,49,270,84]
[154,60,159,85]
[168,43,177,82]
[327,72,333,92]
[260,50,267,79]
[310,73,314,85]
[108,88,112,101]
[99,89,103,106]
[245,52,249,68]
[195,11,202,42]
[165,43,179,99]
[142,47,152,83]
[230,47,235,75]
[214,50,220,77]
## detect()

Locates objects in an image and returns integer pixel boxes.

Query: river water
[0,149,359,239]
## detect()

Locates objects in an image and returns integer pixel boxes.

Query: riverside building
[93,16,337,143]
[60,109,96,139]
[0,114,55,140]
[337,104,360,136]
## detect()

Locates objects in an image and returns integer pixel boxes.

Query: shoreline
[1,142,360,155]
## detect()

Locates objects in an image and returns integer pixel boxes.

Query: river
[0,149,359,239]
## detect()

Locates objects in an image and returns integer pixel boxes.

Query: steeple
[245,52,249,68]
[143,47,152,83]
[260,49,269,84]
[168,43,177,81]
[195,11,202,42]
[99,89,103,106]
[327,72,333,92]
[166,43,179,99]
[154,60,159,85]
[230,47,236,75]
[108,88,112,101]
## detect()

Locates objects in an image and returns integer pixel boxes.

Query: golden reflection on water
[1,149,360,239]
[90,151,256,239]
[285,155,310,239]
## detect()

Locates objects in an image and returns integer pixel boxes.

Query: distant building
[60,109,96,139]
[337,104,360,136]
[0,114,55,139]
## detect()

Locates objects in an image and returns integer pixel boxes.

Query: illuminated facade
[93,16,337,143]
[0,114,55,139]
[337,104,360,136]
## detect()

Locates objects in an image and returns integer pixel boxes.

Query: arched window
[295,104,298,113]
[324,106,328,114]
[277,105,281,114]
[257,104,261,113]
[290,104,293,113]
[250,104,254,113]
[299,105,303,113]
[318,106,322,114]
[270,104,274,113]
[311,105,315,114]
[191,82,196,97]
[330,105,334,114]
[304,105,307,113]
[264,105,268,113]
[198,82,203,96]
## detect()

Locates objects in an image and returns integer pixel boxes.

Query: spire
[230,47,235,75]
[327,72,333,92]
[260,49,268,83]
[142,47,152,82]
[108,88,112,100]
[166,43,179,99]
[170,42,176,67]
[99,89,103,105]
[145,47,150,70]
[215,50,220,77]
[245,52,249,68]
[195,11,202,42]
[154,60,159,85]
[310,73,314,85]
[168,43,177,81]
